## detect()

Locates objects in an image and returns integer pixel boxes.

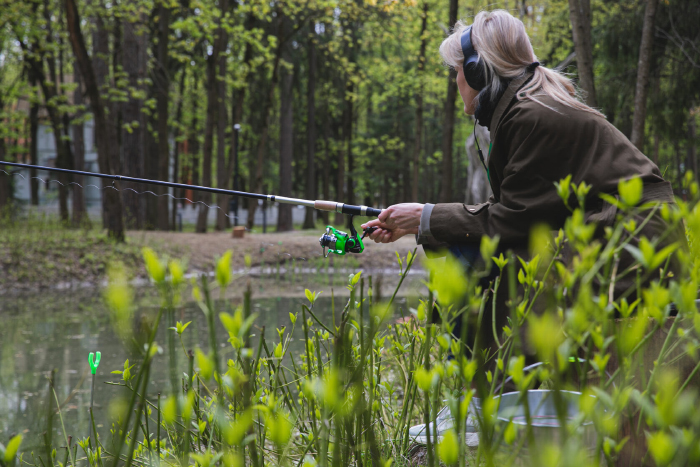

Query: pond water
[0,275,422,452]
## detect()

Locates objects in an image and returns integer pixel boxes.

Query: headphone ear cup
[464,58,486,91]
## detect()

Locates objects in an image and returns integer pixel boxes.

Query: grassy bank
[0,214,181,291]
[0,213,422,292]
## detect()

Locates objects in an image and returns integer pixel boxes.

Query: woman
[362,9,682,446]
[362,9,677,289]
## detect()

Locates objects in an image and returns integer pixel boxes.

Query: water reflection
[0,281,418,451]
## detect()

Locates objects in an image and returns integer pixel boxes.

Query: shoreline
[1,228,427,296]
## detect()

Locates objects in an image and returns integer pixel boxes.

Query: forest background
[0,0,698,241]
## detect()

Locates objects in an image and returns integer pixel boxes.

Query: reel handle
[313,200,383,217]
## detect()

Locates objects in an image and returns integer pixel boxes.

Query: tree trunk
[630,0,659,150]
[303,30,317,229]
[321,116,331,224]
[334,106,345,226]
[196,53,218,233]
[568,0,597,107]
[0,94,8,211]
[675,141,681,185]
[197,0,227,233]
[412,1,428,202]
[29,73,40,206]
[342,23,357,227]
[44,0,71,222]
[216,25,229,231]
[49,109,70,222]
[172,69,187,230]
[91,10,110,222]
[344,81,355,221]
[155,1,171,230]
[225,15,254,197]
[247,35,284,231]
[190,74,201,188]
[144,115,160,228]
[121,13,147,229]
[689,112,697,180]
[653,133,660,165]
[439,0,459,203]
[277,59,294,232]
[71,65,88,226]
[65,0,125,241]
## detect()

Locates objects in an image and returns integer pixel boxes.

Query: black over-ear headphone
[460,26,487,91]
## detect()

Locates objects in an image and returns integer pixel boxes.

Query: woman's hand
[361,203,424,244]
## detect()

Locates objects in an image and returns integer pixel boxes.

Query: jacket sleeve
[429,111,567,244]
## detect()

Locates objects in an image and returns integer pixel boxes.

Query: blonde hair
[439,10,604,118]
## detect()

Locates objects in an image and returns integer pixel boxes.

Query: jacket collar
[490,71,533,136]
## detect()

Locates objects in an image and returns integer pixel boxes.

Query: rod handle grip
[314,200,338,211]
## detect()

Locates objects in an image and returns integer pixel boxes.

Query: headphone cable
[473,120,491,184]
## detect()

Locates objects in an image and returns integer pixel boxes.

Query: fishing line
[0,168,244,222]
[1,169,354,260]
[1,161,382,256]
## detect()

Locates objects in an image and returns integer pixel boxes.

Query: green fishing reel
[319,216,377,258]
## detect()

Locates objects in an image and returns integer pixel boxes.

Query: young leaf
[195,348,214,380]
[163,395,178,424]
[216,251,233,288]
[274,342,284,359]
[4,434,22,464]
[142,247,166,283]
[169,260,185,286]
[618,176,643,207]
[305,289,315,304]
[504,421,517,445]
[554,175,572,208]
[437,429,459,465]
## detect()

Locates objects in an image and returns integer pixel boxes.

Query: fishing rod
[0,160,381,257]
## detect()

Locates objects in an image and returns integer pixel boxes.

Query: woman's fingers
[369,227,391,243]
[369,227,385,241]
[377,207,392,223]
[367,227,408,243]
[380,230,394,243]
[361,219,382,230]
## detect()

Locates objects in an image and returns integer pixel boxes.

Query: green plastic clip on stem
[88,351,101,442]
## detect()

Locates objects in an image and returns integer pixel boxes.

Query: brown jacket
[425,74,672,248]
[422,75,684,361]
